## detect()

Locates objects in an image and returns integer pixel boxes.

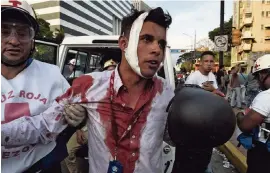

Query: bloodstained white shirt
[1,60,69,173]
[2,67,174,173]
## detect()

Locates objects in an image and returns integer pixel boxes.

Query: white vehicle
[34,35,176,173]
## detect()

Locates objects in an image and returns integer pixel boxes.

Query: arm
[1,101,67,146]
[237,92,270,133]
[185,73,196,85]
[1,75,92,146]
[237,109,265,133]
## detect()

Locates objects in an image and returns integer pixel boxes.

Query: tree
[36,18,53,40]
[196,38,215,51]
[181,61,193,72]
[177,51,201,64]
[208,17,233,51]
[54,28,65,43]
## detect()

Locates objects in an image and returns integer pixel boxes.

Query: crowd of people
[1,1,269,173]
[178,62,261,111]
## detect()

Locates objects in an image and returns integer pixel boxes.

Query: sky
[144,0,233,50]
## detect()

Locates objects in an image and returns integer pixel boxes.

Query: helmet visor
[1,22,35,42]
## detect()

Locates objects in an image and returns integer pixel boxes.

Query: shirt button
[132,153,136,156]
[122,103,125,107]
[132,135,136,139]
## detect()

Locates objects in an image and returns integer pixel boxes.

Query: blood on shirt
[56,75,94,103]
[97,76,164,173]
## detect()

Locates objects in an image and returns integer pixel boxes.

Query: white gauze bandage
[124,12,168,78]
[124,12,148,78]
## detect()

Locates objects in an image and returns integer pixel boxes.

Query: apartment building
[132,0,151,11]
[29,0,132,36]
[231,0,270,70]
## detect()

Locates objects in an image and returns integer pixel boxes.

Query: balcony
[241,31,255,40]
[240,17,253,29]
[265,24,270,28]
[265,29,270,40]
[243,43,252,51]
[244,7,252,14]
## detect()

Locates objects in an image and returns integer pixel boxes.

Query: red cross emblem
[254,63,260,70]
[9,0,22,7]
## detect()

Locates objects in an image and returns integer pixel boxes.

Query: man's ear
[118,36,128,52]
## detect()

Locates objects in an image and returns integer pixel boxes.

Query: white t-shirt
[250,88,270,142]
[185,70,218,89]
[1,60,70,173]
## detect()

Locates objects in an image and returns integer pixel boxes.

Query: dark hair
[231,67,235,70]
[121,7,172,37]
[200,51,215,59]
[240,67,245,73]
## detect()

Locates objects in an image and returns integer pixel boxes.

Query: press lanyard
[109,71,146,161]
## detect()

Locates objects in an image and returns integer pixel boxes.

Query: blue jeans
[230,87,242,108]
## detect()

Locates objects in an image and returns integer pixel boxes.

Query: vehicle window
[32,42,57,65]
[62,49,103,79]
[62,49,87,79]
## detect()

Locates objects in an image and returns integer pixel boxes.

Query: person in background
[230,64,242,109]
[68,59,84,78]
[216,65,225,93]
[103,59,118,71]
[237,54,270,173]
[225,69,233,101]
[223,70,230,93]
[246,66,260,107]
[238,67,248,105]
[184,51,224,173]
[185,51,220,94]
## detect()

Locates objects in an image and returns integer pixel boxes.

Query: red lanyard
[109,71,145,160]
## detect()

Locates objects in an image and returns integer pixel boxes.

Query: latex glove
[64,104,86,127]
[76,129,86,145]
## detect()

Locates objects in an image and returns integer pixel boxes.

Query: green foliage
[54,28,65,43]
[36,18,53,39]
[35,18,65,43]
[32,44,56,64]
[181,61,193,72]
[177,51,202,64]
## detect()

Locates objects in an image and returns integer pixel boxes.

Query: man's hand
[76,129,86,145]
[202,83,215,92]
[64,104,86,127]
[213,90,225,97]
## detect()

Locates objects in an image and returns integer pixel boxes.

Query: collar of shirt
[113,66,155,96]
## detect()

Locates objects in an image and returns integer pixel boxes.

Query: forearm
[1,101,67,146]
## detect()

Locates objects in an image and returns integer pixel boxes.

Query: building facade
[29,0,132,36]
[132,0,151,11]
[231,0,270,70]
